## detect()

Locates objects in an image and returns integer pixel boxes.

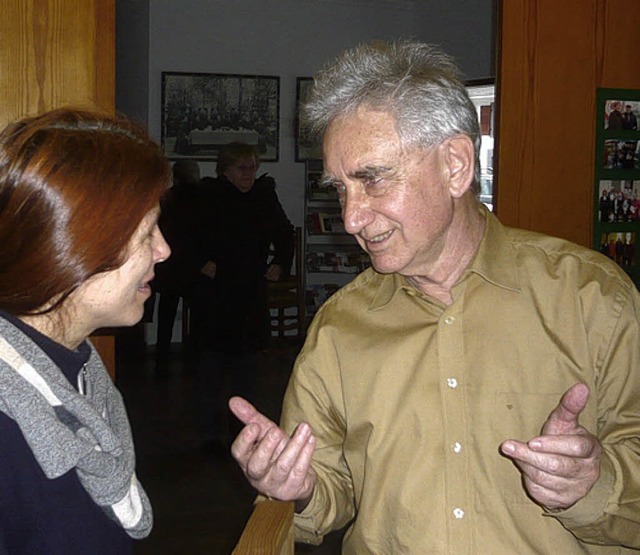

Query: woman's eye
[146,225,159,241]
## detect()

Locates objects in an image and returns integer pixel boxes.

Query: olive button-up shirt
[283,210,640,554]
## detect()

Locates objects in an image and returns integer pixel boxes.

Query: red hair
[0,108,171,315]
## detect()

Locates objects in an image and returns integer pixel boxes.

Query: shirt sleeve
[279,318,356,544]
[553,276,640,549]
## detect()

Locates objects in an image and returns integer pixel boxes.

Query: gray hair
[303,40,481,191]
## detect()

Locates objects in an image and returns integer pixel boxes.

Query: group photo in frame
[597,179,640,223]
[161,71,280,161]
[295,77,322,162]
[598,230,637,269]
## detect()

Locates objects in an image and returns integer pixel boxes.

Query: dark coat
[154,181,204,298]
[194,173,294,353]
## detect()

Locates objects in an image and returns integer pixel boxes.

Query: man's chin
[369,257,400,275]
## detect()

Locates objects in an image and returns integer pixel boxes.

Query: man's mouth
[366,230,393,243]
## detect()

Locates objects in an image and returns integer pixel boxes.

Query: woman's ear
[442,134,476,199]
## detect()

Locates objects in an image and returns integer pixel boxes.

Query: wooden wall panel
[0,0,114,130]
[495,0,640,247]
[0,0,116,376]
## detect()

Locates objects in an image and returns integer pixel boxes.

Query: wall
[118,0,495,227]
[495,0,640,247]
[116,0,149,125]
[0,0,117,376]
[0,1,114,128]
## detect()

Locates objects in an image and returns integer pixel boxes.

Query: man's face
[323,107,457,277]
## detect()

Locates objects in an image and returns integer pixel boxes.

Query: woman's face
[69,206,170,338]
[223,156,259,192]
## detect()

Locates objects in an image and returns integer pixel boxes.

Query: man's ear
[442,135,475,199]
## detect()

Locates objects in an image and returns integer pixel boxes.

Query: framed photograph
[161,71,280,161]
[295,77,322,162]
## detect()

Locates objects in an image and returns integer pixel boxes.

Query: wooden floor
[115,329,344,554]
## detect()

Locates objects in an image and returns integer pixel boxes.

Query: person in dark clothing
[623,104,638,131]
[153,159,203,373]
[195,142,294,452]
[607,101,624,130]
[0,108,171,553]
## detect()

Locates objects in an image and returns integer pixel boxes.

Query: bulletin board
[593,88,640,288]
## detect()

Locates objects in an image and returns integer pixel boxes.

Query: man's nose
[342,189,374,235]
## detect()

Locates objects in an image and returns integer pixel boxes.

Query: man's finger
[527,434,598,459]
[229,396,277,430]
[542,383,590,435]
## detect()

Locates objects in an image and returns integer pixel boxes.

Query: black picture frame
[295,77,322,162]
[161,71,280,161]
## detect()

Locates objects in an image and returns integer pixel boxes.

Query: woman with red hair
[0,108,171,553]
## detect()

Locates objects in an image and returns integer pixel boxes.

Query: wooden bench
[233,500,294,554]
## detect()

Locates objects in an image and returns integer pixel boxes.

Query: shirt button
[447,378,458,389]
[444,316,455,325]
[453,442,462,454]
[453,508,465,519]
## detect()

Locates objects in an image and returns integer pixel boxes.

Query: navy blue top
[0,312,132,554]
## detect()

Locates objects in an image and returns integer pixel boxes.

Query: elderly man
[230,40,640,553]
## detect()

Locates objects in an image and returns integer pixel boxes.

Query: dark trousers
[196,349,259,443]
[156,288,181,362]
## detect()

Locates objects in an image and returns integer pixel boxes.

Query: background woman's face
[224,156,259,192]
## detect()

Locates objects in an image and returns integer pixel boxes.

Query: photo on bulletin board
[161,71,280,161]
[604,99,640,131]
[603,139,640,170]
[597,180,640,223]
[295,77,323,162]
[597,230,637,269]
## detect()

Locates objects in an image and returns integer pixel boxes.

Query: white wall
[118,0,495,227]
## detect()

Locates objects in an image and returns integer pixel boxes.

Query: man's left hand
[500,383,602,510]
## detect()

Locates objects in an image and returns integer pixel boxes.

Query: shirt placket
[437,295,472,552]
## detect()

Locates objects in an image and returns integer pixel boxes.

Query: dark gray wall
[116,0,150,126]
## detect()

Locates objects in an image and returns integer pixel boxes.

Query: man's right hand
[228,396,317,512]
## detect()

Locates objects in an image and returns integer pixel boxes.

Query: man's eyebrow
[352,165,393,179]
[320,165,394,188]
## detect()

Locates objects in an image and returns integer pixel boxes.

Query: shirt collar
[369,205,521,310]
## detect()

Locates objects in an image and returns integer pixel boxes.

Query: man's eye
[365,178,385,195]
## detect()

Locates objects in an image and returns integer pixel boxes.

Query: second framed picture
[295,77,322,162]
[161,71,280,161]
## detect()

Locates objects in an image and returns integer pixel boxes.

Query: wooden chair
[233,500,294,554]
[267,227,305,346]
